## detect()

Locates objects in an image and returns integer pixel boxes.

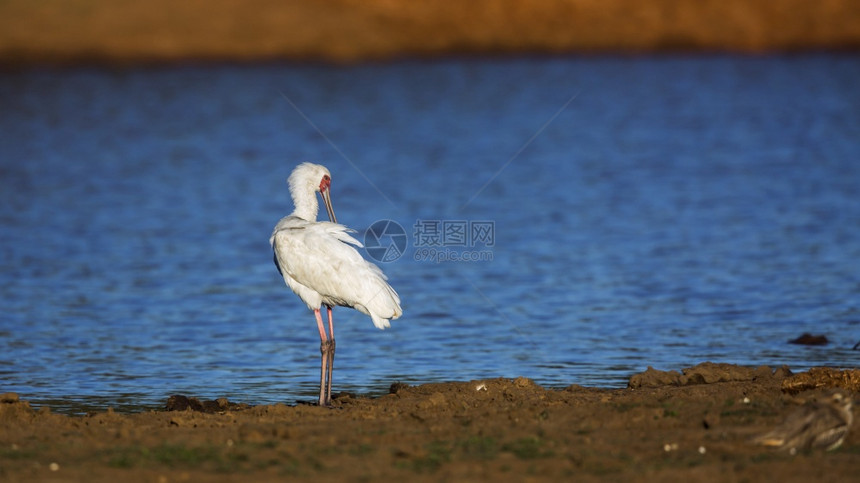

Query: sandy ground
[1,0,859,65]
[2,364,859,482]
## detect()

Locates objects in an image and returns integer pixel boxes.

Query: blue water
[1,55,859,413]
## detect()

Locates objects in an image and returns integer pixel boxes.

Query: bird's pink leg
[314,308,329,406]
[325,305,335,406]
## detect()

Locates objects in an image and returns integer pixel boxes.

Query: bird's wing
[812,426,849,451]
[752,405,819,448]
[753,401,852,451]
[318,221,364,248]
[272,221,400,321]
[808,404,851,450]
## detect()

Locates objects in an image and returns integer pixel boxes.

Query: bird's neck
[291,191,319,222]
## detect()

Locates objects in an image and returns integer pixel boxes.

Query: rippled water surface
[1,55,859,413]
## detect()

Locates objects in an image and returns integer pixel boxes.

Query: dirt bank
[1,0,859,65]
[2,363,859,482]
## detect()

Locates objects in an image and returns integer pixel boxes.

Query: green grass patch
[403,441,451,473]
[612,402,641,412]
[0,447,39,460]
[459,436,498,460]
[661,402,680,418]
[106,443,228,470]
[502,437,553,459]
[348,443,376,456]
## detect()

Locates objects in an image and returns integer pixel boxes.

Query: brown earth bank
[1,0,859,66]
[2,363,860,482]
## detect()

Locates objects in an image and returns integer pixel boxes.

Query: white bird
[270,163,402,407]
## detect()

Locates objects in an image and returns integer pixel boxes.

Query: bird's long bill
[321,188,337,224]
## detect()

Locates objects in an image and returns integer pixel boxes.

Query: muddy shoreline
[2,363,858,481]
[2,0,859,66]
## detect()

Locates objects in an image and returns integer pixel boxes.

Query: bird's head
[288,162,337,223]
[825,389,853,412]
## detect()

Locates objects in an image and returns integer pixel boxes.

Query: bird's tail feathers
[363,279,402,330]
[370,313,392,330]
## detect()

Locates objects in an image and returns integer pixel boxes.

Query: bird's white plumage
[270,163,401,330]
